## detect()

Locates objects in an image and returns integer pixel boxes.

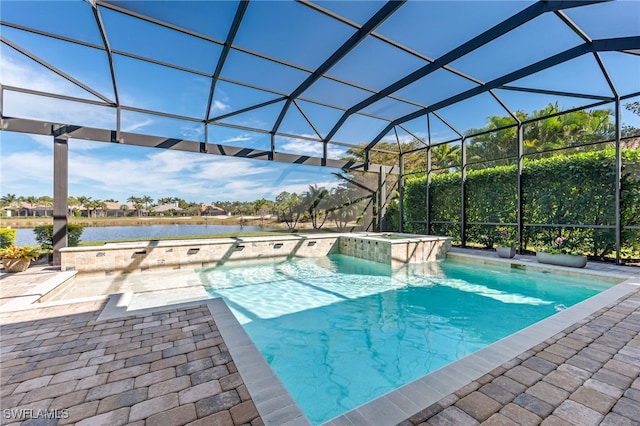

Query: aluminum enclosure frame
[1,0,639,264]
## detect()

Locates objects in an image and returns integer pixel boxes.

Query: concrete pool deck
[1,249,639,425]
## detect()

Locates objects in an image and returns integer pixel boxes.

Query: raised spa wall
[59,233,451,273]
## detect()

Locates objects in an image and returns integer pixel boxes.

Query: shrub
[33,224,84,249]
[404,148,640,260]
[0,228,16,249]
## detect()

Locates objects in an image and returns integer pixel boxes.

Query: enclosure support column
[426,147,432,234]
[517,123,524,254]
[614,97,622,265]
[53,136,69,267]
[398,154,404,233]
[378,166,387,232]
[269,134,275,161]
[460,137,467,247]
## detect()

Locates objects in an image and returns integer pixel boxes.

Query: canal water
[13,224,272,245]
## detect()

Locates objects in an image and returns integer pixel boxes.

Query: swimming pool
[201,254,612,424]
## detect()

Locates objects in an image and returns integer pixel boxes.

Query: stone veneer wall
[60,235,340,273]
[60,233,451,273]
[339,234,451,267]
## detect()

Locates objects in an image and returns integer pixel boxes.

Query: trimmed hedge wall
[404,148,640,260]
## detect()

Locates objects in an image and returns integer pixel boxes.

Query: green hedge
[404,148,640,260]
[0,228,16,249]
[33,224,84,250]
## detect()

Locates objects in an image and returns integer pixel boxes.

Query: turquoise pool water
[201,255,611,425]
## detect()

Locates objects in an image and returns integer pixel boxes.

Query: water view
[13,224,273,245]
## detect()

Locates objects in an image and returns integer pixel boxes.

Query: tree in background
[343,139,427,173]
[623,101,640,138]
[304,184,329,230]
[38,196,54,216]
[140,195,154,216]
[127,196,144,217]
[0,193,21,216]
[430,143,462,173]
[253,198,272,226]
[275,191,303,230]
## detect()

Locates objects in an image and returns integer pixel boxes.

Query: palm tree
[84,199,97,218]
[430,143,461,173]
[304,184,329,230]
[95,200,107,217]
[275,191,303,230]
[127,196,143,217]
[140,195,153,216]
[24,195,38,216]
[1,193,20,216]
[68,196,80,217]
[38,196,53,216]
[76,196,90,217]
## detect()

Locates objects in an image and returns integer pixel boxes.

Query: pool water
[202,254,611,425]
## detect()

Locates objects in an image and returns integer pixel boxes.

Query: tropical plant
[0,228,17,249]
[497,228,518,248]
[0,245,40,260]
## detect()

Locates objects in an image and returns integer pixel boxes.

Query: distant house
[153,203,184,216]
[13,202,53,217]
[200,203,226,216]
[78,202,134,217]
[105,202,132,217]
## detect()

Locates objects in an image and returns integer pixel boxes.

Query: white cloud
[121,118,155,133]
[278,135,346,159]
[221,134,253,144]
[210,100,230,113]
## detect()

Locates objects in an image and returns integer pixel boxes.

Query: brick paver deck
[0,298,262,426]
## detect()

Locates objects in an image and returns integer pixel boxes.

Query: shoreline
[0,215,296,229]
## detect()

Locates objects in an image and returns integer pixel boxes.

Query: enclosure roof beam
[270,0,404,135]
[322,0,605,145]
[0,116,395,175]
[0,37,114,105]
[205,1,248,122]
[365,35,640,150]
[500,85,613,101]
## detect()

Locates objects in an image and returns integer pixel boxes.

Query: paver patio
[0,297,262,426]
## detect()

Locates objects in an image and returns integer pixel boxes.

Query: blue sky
[1,0,639,203]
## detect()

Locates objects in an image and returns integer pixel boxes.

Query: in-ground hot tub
[339,232,451,267]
